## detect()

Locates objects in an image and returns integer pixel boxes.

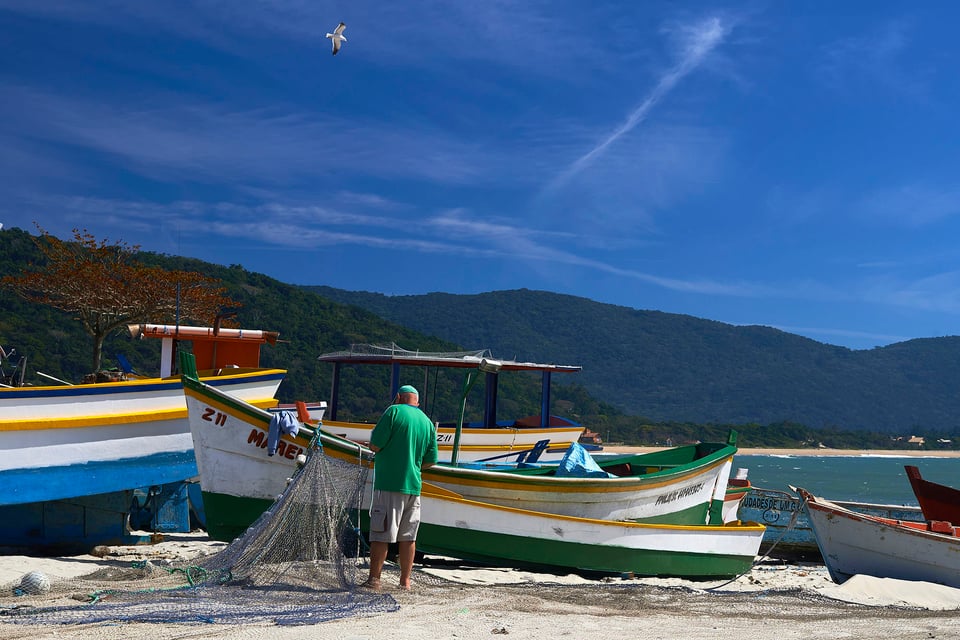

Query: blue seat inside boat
[516,439,550,465]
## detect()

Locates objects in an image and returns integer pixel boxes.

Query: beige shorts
[368,490,421,543]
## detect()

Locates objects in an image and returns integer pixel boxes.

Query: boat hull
[0,369,285,507]
[183,374,738,542]
[411,486,762,577]
[800,489,960,588]
[905,464,960,525]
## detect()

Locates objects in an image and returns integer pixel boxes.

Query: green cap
[398,384,418,395]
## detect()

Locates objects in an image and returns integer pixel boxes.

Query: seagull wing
[332,38,341,55]
[334,22,346,35]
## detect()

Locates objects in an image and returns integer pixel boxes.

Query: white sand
[1,534,959,639]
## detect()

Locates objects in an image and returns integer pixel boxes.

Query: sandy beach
[1,533,959,639]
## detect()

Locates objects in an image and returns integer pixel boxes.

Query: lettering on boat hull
[655,482,704,505]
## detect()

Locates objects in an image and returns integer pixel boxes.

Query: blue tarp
[555,442,613,478]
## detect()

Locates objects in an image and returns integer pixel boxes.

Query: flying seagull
[326,22,346,55]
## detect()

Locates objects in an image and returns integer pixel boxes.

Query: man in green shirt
[363,384,438,590]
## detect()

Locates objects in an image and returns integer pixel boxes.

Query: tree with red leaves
[2,227,237,373]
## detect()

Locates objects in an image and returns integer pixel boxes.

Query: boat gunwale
[802,489,960,544]
[0,368,286,397]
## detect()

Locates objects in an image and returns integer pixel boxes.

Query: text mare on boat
[316,343,589,463]
[797,486,960,589]
[0,324,286,551]
[180,354,740,544]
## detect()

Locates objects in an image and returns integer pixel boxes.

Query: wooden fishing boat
[181,362,739,542]
[738,486,923,559]
[0,324,285,549]
[797,487,960,588]
[723,468,751,523]
[410,483,764,578]
[905,464,960,525]
[317,344,588,463]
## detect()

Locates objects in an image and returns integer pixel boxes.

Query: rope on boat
[706,490,808,591]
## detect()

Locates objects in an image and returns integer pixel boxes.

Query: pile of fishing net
[0,451,399,626]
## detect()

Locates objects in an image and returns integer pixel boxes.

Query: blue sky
[2,2,960,350]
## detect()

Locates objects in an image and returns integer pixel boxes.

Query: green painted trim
[201,491,273,542]
[707,497,725,525]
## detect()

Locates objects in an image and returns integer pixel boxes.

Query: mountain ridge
[307,286,960,433]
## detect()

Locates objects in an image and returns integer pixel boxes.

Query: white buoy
[18,570,51,595]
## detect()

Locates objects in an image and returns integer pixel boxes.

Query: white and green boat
[181,362,739,544]
[415,483,764,577]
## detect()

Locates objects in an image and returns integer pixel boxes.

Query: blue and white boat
[0,323,285,550]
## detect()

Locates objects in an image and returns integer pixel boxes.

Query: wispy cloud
[0,1,591,74]
[423,209,763,296]
[763,324,911,347]
[819,19,929,98]
[13,193,767,297]
[854,184,960,227]
[545,16,730,192]
[0,85,495,187]
[863,270,960,314]
[765,181,960,230]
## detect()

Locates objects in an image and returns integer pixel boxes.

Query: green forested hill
[308,286,960,434]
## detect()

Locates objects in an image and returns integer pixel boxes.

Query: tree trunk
[92,333,104,372]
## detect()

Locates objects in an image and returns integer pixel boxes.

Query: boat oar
[473,443,551,464]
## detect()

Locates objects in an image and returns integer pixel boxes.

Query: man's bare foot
[360,577,381,590]
[399,582,412,591]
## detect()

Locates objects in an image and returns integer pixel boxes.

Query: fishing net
[0,449,399,626]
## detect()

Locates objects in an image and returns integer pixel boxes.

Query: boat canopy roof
[317,343,581,373]
[129,324,280,345]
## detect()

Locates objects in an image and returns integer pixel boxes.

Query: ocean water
[732,454,960,506]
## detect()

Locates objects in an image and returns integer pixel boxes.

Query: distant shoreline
[603,445,960,458]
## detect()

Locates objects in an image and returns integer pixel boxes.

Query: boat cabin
[317,343,582,429]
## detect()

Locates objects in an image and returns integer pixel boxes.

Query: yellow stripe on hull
[0,397,279,432]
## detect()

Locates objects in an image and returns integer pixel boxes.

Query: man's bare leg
[364,540,388,589]
[398,541,416,589]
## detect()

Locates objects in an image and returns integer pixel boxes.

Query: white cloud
[0,85,492,186]
[819,19,928,98]
[855,184,960,227]
[546,15,730,192]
